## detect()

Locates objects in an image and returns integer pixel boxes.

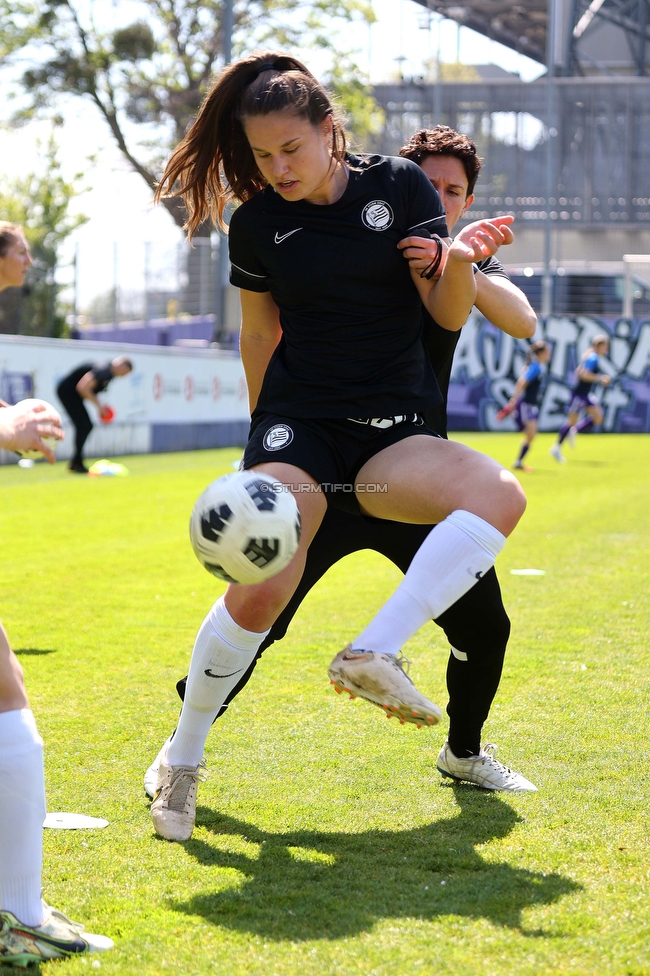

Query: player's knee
[226,577,291,632]
[499,471,527,532]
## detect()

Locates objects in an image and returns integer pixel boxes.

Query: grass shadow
[170,788,581,940]
[13,648,58,656]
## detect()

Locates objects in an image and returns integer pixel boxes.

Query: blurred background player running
[498,340,550,472]
[550,334,611,463]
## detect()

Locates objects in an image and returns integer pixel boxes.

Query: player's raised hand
[0,398,64,462]
[448,215,515,263]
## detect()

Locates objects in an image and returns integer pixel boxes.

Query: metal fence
[371,77,650,229]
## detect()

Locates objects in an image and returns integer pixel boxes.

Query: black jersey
[422,255,509,432]
[229,154,448,420]
[58,362,113,394]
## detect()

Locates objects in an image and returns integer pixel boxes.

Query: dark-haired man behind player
[150,125,537,793]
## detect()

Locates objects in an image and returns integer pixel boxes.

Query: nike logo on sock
[204,668,244,679]
[274,228,302,244]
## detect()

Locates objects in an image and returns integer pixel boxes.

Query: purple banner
[1,371,34,405]
[448,315,650,433]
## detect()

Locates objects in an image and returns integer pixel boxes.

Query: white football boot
[436,741,538,792]
[144,732,174,799]
[0,905,113,966]
[150,740,206,842]
[328,646,442,727]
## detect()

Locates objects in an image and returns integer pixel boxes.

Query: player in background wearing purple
[500,341,550,472]
[0,222,113,965]
[550,335,611,463]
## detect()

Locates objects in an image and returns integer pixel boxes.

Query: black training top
[422,255,509,432]
[58,363,113,394]
[229,154,449,419]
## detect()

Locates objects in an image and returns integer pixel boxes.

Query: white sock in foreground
[0,709,46,927]
[351,510,506,656]
[166,596,269,769]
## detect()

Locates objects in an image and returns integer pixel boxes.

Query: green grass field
[1,432,648,976]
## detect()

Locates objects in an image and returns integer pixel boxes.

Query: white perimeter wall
[0,335,248,464]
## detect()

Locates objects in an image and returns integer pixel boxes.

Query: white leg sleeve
[0,709,46,926]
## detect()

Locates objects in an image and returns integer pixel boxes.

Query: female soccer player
[550,334,611,463]
[148,125,538,802]
[499,340,550,471]
[0,222,113,964]
[149,54,528,841]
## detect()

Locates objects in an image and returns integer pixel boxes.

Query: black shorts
[243,413,440,515]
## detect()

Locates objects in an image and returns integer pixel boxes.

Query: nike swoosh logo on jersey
[274,228,303,243]
[204,668,244,679]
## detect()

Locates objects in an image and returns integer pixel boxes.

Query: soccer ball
[14,398,61,459]
[189,471,301,585]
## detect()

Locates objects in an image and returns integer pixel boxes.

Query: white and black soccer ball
[13,398,61,459]
[189,471,301,585]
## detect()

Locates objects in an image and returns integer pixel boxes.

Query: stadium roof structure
[411,0,650,75]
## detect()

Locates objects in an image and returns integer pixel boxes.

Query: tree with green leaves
[0,130,88,336]
[2,0,381,234]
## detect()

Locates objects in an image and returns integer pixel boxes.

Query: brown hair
[0,222,22,257]
[155,52,347,238]
[398,125,482,196]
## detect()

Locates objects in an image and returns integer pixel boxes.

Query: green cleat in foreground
[0,906,113,967]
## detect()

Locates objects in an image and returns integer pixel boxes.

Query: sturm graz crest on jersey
[361,200,394,231]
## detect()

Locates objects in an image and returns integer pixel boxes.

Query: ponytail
[155,52,347,238]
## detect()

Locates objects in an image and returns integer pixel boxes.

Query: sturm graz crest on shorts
[361,200,394,232]
[263,424,294,451]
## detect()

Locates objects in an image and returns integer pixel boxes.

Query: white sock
[351,511,506,655]
[166,597,269,768]
[0,709,46,927]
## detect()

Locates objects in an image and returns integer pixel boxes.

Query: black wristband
[420,236,443,280]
